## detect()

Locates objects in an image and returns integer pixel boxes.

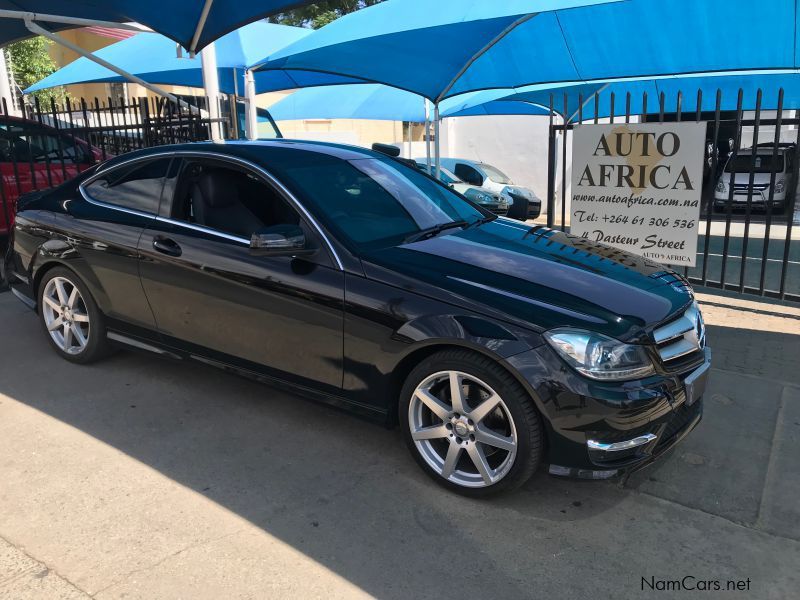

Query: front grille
[733,183,769,192]
[652,302,705,367]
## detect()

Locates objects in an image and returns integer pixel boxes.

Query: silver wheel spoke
[72,312,89,323]
[67,286,79,309]
[54,279,68,304]
[449,372,465,414]
[441,444,462,479]
[43,296,60,311]
[474,426,516,452]
[466,443,493,485]
[62,323,73,349]
[47,316,63,331]
[415,388,451,421]
[469,393,502,424]
[412,424,449,441]
[71,324,87,348]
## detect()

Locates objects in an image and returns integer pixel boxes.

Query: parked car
[7,140,710,496]
[435,157,542,219]
[0,114,102,242]
[713,144,795,213]
[414,160,510,216]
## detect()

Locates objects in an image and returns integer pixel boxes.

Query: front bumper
[506,345,711,477]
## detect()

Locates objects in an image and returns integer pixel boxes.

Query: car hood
[361,219,693,341]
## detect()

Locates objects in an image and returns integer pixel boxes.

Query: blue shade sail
[0,1,316,50]
[267,84,551,122]
[253,0,621,101]
[493,73,800,121]
[25,23,360,95]
[255,0,800,102]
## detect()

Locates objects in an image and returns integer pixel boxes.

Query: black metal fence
[0,93,232,239]
[546,87,800,303]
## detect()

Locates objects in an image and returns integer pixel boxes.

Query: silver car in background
[714,144,794,213]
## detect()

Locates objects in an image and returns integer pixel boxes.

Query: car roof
[100,139,384,170]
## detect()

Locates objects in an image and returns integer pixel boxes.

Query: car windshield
[725,154,785,174]
[480,163,512,184]
[274,155,485,250]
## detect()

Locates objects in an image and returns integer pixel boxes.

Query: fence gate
[546,87,799,303]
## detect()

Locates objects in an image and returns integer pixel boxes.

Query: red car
[0,115,103,238]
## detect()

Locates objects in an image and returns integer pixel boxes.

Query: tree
[270,1,384,29]
[5,36,68,108]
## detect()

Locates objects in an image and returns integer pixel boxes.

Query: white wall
[438,115,553,200]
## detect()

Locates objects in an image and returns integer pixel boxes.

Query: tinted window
[166,159,299,239]
[0,125,90,165]
[273,155,484,250]
[84,159,171,214]
[725,154,785,174]
[454,163,483,186]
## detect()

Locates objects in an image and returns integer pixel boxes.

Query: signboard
[571,122,706,266]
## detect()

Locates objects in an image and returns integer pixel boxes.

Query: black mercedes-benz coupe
[6,140,710,495]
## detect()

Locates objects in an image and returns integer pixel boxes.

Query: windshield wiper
[466,214,497,228]
[403,220,468,244]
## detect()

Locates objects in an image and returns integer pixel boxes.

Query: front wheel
[38,266,109,364]
[400,349,542,496]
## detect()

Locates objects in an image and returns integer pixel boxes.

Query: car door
[67,156,174,333]
[137,155,345,393]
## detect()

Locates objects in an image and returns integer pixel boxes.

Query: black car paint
[7,140,707,474]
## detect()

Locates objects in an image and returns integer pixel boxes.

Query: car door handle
[152,236,182,257]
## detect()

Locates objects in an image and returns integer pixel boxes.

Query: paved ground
[0,290,798,599]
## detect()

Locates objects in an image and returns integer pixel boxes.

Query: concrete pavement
[0,290,798,599]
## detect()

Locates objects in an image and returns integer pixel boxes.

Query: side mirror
[250,225,313,256]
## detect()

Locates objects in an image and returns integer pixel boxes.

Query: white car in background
[435,158,542,219]
[414,161,510,216]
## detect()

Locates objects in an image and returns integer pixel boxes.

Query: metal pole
[424,99,432,174]
[434,103,441,180]
[25,20,195,112]
[0,10,145,32]
[189,0,215,57]
[200,43,222,142]
[244,69,258,141]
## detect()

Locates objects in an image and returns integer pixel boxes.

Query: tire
[399,349,542,496]
[37,266,109,364]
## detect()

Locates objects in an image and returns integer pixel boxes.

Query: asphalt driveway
[0,291,798,599]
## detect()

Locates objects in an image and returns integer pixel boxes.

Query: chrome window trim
[78,149,344,270]
[154,215,249,245]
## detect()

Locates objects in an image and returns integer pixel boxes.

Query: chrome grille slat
[652,302,705,365]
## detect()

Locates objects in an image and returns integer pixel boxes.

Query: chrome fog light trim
[587,433,657,452]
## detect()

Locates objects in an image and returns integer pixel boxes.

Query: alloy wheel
[41,276,91,355]
[409,370,518,488]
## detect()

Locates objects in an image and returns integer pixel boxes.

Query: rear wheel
[38,267,109,363]
[400,349,542,496]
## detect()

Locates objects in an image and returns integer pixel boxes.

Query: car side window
[454,163,483,186]
[83,158,172,214]
[166,159,300,240]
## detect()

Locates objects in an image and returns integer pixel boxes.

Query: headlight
[544,329,655,381]
[715,181,726,193]
[465,189,495,204]
[775,179,785,193]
